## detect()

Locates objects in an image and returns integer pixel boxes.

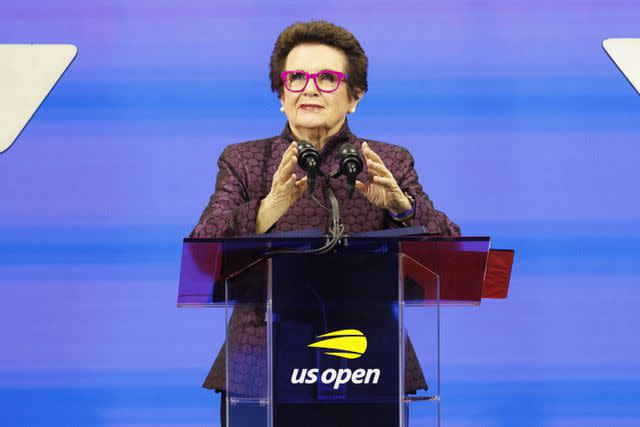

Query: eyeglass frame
[280,69,349,93]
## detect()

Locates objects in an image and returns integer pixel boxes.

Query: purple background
[1,1,639,425]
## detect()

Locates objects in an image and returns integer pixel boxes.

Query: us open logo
[290,329,381,389]
[307,329,368,359]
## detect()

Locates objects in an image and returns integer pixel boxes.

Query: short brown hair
[269,20,368,100]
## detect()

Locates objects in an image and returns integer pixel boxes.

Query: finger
[366,159,391,177]
[277,147,296,172]
[277,142,298,170]
[354,179,367,193]
[284,173,297,189]
[373,175,396,189]
[281,142,296,162]
[294,176,308,192]
[279,157,296,184]
[278,158,293,184]
[287,140,298,153]
[294,176,308,198]
[275,153,289,176]
[362,141,383,163]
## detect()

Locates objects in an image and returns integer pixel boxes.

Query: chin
[294,117,326,130]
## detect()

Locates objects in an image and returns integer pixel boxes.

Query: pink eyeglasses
[280,70,349,93]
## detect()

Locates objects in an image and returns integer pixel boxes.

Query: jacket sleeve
[189,144,263,238]
[386,145,461,236]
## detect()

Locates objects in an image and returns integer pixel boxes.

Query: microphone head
[338,143,363,178]
[297,140,321,172]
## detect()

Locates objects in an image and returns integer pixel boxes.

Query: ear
[350,89,364,110]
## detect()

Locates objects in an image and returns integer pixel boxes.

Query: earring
[349,106,356,114]
[280,106,285,112]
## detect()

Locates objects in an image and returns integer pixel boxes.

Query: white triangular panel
[0,44,77,153]
[603,38,640,95]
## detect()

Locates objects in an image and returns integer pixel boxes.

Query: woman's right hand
[256,141,308,234]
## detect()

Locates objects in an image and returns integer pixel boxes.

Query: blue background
[1,1,639,425]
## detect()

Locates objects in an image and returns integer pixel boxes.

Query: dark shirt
[190,120,461,393]
[190,120,460,238]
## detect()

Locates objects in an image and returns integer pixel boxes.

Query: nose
[303,76,320,96]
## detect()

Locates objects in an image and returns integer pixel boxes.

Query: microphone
[338,143,363,199]
[263,141,346,257]
[297,140,321,194]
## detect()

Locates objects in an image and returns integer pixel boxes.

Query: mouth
[298,104,324,111]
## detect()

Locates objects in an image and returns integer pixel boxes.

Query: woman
[190,20,460,425]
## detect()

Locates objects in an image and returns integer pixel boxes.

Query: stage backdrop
[1,1,639,426]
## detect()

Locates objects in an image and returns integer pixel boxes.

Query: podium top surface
[182,225,490,244]
[177,234,513,307]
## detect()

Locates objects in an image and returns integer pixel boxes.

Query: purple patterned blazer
[190,120,461,394]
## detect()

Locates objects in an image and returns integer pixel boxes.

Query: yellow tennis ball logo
[307,329,368,360]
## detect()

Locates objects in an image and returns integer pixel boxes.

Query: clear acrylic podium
[178,234,508,427]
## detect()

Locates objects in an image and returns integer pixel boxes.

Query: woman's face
[281,43,361,136]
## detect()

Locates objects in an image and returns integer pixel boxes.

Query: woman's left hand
[355,141,412,214]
